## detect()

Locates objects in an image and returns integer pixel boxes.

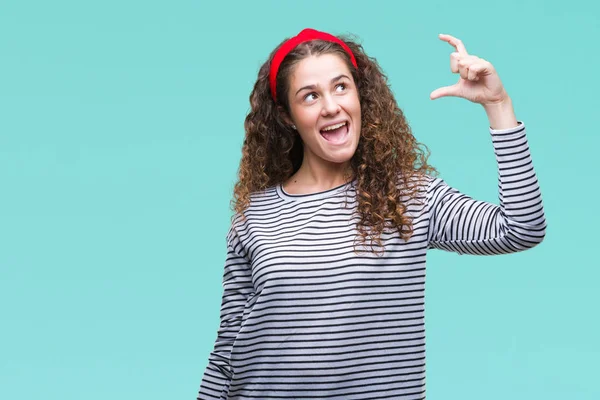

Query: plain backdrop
[1,1,598,399]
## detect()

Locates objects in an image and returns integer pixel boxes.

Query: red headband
[269,28,358,103]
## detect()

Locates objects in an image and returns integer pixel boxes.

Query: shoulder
[395,171,438,193]
[227,183,283,232]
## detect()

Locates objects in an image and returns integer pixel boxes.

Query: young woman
[197,28,546,400]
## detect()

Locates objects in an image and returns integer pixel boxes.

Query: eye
[304,92,317,102]
[303,83,348,102]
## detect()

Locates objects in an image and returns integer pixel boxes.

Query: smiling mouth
[320,121,349,144]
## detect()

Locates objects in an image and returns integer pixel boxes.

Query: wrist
[483,95,518,130]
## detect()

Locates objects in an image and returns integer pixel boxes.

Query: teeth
[321,122,346,132]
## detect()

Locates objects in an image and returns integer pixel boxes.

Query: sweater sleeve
[427,121,547,255]
[197,225,254,400]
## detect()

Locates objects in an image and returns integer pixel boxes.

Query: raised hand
[430,34,509,106]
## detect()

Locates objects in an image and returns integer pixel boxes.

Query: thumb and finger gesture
[430,34,508,106]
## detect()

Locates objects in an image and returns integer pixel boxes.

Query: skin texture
[281,54,362,194]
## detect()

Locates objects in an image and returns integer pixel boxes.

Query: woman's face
[285,53,361,168]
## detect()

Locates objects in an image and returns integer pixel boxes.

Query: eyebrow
[295,74,350,96]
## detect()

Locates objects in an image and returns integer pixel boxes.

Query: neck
[290,159,354,191]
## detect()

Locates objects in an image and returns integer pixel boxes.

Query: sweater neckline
[276,179,357,202]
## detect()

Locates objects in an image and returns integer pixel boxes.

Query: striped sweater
[197,121,546,399]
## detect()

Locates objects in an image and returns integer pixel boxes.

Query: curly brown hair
[231,31,438,255]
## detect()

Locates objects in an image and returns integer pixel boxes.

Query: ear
[277,105,294,126]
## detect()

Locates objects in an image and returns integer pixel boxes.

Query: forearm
[427,122,546,255]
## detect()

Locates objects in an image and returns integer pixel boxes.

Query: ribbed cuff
[489,120,525,135]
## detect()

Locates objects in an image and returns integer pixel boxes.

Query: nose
[320,93,341,116]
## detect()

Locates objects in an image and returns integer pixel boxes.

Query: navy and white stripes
[428,123,546,254]
[197,121,546,399]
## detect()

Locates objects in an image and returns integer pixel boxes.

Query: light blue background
[1,1,598,399]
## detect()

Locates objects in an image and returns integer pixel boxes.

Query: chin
[324,149,356,163]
